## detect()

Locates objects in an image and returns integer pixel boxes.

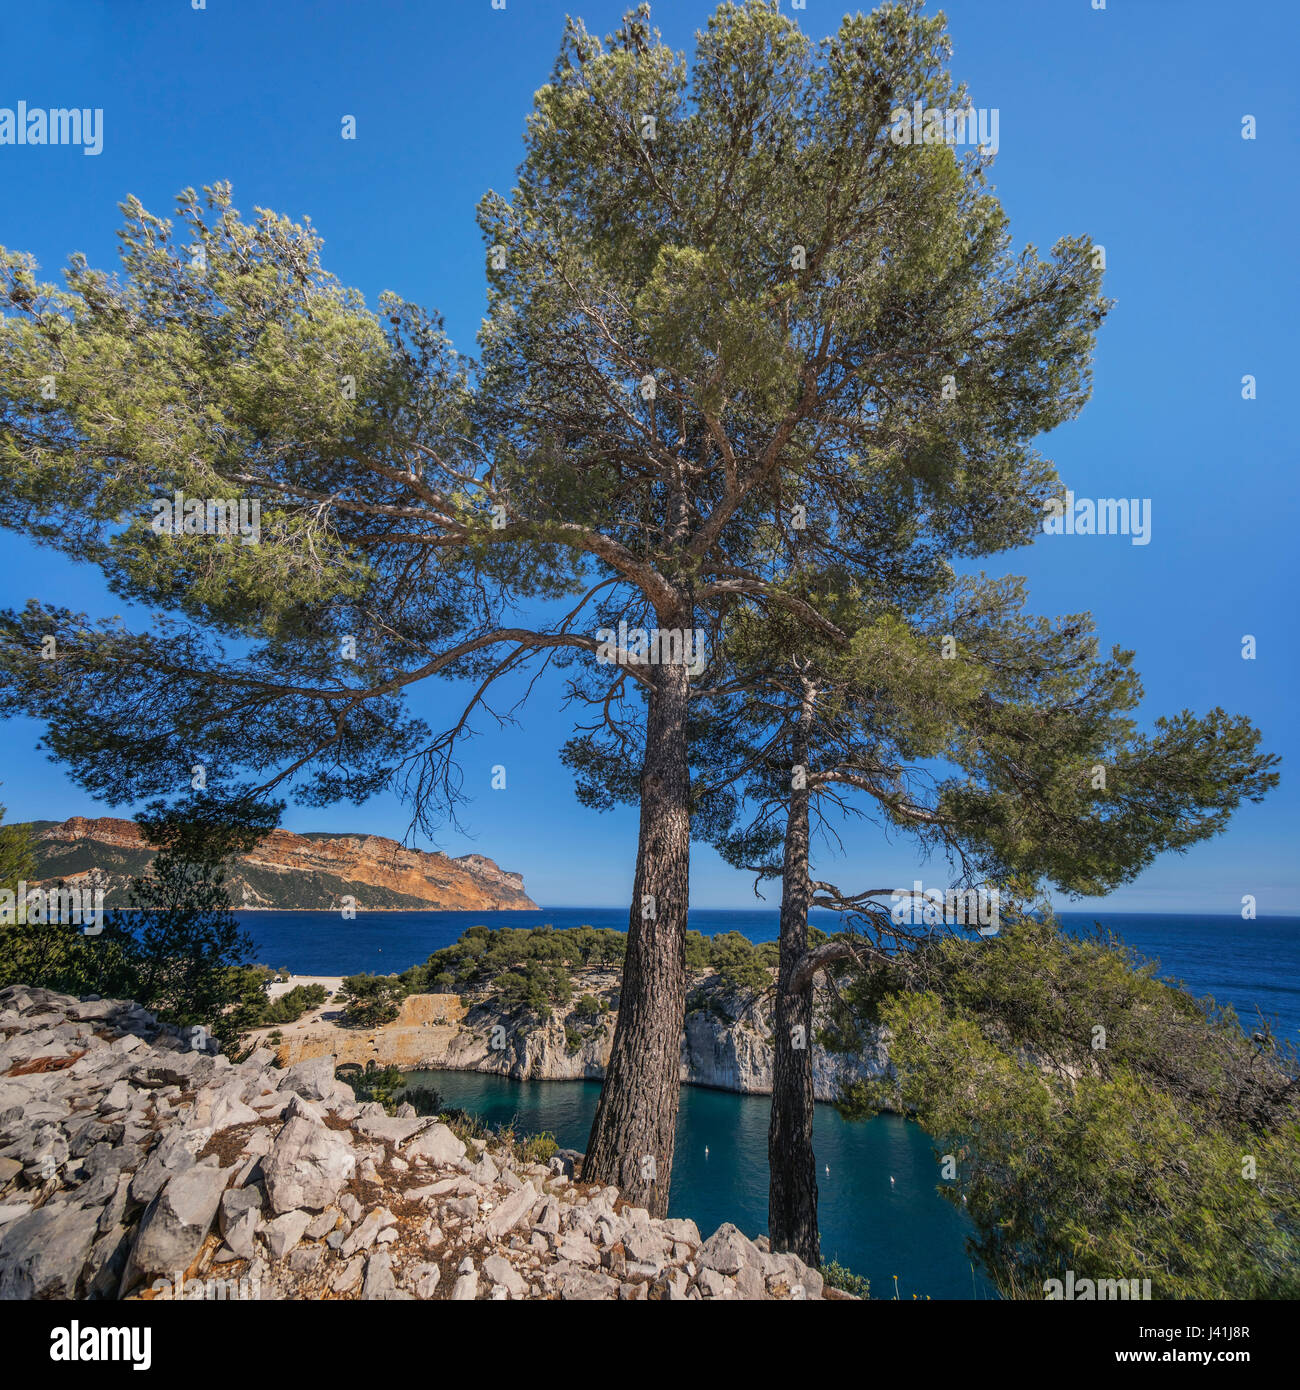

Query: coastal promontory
[21,818,537,912]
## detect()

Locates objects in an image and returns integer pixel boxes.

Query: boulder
[121,1161,231,1293]
[129,1125,209,1206]
[409,1261,441,1299]
[404,1122,466,1167]
[554,1265,619,1300]
[697,1267,732,1298]
[660,1217,701,1246]
[356,1113,427,1145]
[276,1055,339,1103]
[624,1226,668,1272]
[483,1253,528,1297]
[262,1118,355,1214]
[223,1208,260,1261]
[306,1208,339,1240]
[340,1206,395,1258]
[0,1201,101,1298]
[209,1092,261,1131]
[362,1249,413,1300]
[467,1154,499,1186]
[288,1244,324,1274]
[531,1197,561,1236]
[696,1222,759,1277]
[332,1255,364,1293]
[283,1092,326,1125]
[484,1180,536,1241]
[556,1233,602,1268]
[218,1185,263,1236]
[262,1209,313,1259]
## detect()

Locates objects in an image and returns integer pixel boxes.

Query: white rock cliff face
[678,995,890,1101]
[274,971,890,1103]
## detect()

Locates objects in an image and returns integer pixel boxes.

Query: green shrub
[338,974,403,1027]
[400,924,628,998]
[822,1259,870,1299]
[342,1059,408,1111]
[400,1084,445,1117]
[841,918,1300,1300]
[517,1131,560,1165]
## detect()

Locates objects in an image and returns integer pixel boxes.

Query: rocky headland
[23,817,537,912]
[0,985,838,1301]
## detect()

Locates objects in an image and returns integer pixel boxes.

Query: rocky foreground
[0,986,837,1301]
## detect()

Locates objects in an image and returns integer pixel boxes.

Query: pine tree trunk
[768,694,821,1266]
[581,655,691,1216]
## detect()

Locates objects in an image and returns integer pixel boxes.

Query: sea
[234,906,1300,1299]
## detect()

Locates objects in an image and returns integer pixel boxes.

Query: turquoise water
[402,1068,991,1300]
[238,906,1300,1300]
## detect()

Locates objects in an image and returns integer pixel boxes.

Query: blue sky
[1,0,1296,912]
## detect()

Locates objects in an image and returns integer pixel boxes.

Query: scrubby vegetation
[335,1057,565,1166]
[306,925,796,1047]
[685,930,786,998]
[401,924,627,996]
[439,1108,560,1167]
[336,1060,444,1114]
[337,973,404,1027]
[821,1259,870,1299]
[832,916,1300,1300]
[227,967,327,1030]
[385,923,785,1020]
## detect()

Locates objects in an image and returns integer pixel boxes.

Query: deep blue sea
[239,905,1300,1045]
[236,906,1300,1299]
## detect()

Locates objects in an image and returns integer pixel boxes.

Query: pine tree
[119,797,282,1043]
[682,574,1277,1265]
[477,0,1109,1208]
[3,0,1112,1212]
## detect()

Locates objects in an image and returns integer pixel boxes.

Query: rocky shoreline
[0,985,843,1301]
[260,966,890,1103]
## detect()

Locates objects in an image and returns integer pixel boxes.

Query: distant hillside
[20,817,537,912]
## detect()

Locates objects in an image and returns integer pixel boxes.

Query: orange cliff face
[28,817,538,911]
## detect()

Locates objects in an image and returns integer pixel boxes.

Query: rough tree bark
[581,651,691,1216]
[768,686,821,1266]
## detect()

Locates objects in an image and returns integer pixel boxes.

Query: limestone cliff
[22,817,537,912]
[267,966,888,1102]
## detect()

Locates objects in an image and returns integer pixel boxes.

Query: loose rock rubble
[0,986,833,1300]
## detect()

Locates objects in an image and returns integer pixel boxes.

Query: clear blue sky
[1,0,1296,912]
